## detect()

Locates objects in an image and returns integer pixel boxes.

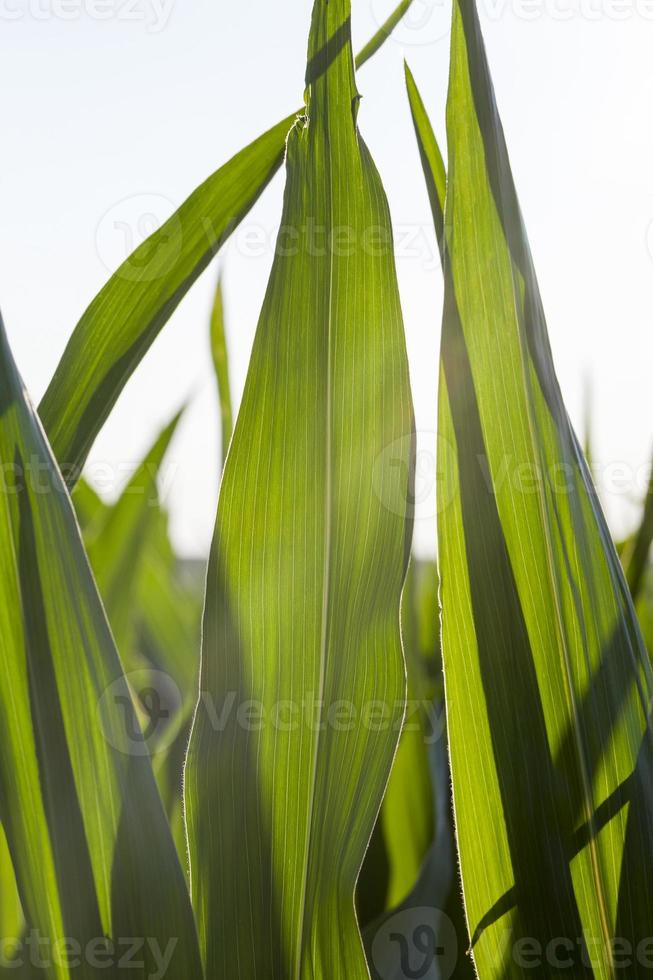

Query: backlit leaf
[184,0,415,975]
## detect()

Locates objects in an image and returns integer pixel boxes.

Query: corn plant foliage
[37,0,415,488]
[210,276,234,470]
[622,464,653,603]
[0,316,201,979]
[0,824,21,952]
[38,114,294,485]
[184,0,415,975]
[86,410,182,654]
[381,561,437,909]
[410,3,653,976]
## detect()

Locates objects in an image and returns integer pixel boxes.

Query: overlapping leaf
[85,410,183,654]
[381,561,438,908]
[0,315,201,978]
[410,3,653,976]
[38,0,416,485]
[184,0,415,975]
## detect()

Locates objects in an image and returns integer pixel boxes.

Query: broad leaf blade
[184,0,415,975]
[0,316,202,979]
[428,3,653,976]
[39,0,417,486]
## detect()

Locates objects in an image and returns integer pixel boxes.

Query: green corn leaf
[79,418,201,852]
[38,0,416,487]
[364,729,454,979]
[0,822,22,954]
[0,315,202,979]
[404,61,446,250]
[355,0,414,70]
[184,0,415,974]
[622,460,653,602]
[209,274,234,469]
[71,478,107,536]
[85,409,183,654]
[412,3,653,976]
[381,561,437,909]
[39,114,295,486]
[136,525,203,709]
[356,559,440,928]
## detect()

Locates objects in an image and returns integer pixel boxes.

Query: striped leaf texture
[0,315,202,979]
[412,3,653,977]
[184,0,415,976]
[38,0,416,487]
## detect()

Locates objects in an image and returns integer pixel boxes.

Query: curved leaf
[0,315,202,979]
[86,409,183,653]
[381,561,438,909]
[184,0,415,975]
[413,3,653,976]
[209,275,234,469]
[39,0,417,486]
[39,114,295,484]
[0,823,22,952]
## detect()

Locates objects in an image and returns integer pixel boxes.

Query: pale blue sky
[1,0,652,556]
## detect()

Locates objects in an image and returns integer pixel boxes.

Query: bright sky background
[1,0,652,558]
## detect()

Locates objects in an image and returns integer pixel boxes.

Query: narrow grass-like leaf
[0,822,22,951]
[622,460,653,602]
[381,561,437,908]
[364,731,454,979]
[71,478,106,535]
[355,0,413,70]
[209,274,233,469]
[184,0,415,975]
[415,3,653,976]
[405,62,446,249]
[0,314,202,979]
[85,410,183,653]
[38,0,416,485]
